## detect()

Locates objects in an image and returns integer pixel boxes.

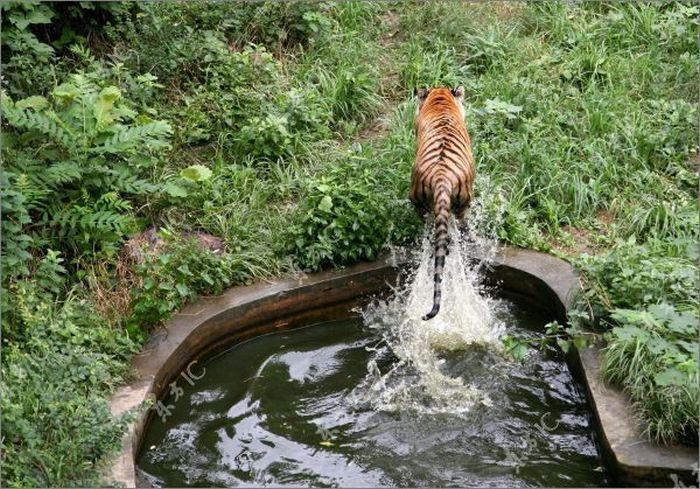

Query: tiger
[409,86,475,321]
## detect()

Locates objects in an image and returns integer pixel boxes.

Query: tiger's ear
[415,87,429,104]
[451,86,465,100]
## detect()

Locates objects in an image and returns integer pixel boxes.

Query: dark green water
[137,299,608,487]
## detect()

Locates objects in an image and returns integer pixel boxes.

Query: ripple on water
[138,312,607,487]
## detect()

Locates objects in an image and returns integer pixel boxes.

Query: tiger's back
[410,86,475,320]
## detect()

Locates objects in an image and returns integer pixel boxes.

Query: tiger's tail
[423,178,452,321]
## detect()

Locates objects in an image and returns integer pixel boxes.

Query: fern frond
[54,208,134,236]
[112,175,159,194]
[9,166,52,210]
[44,161,82,186]
[100,165,159,194]
[91,121,172,154]
[3,105,74,147]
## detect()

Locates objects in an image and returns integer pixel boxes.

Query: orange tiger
[409,86,475,321]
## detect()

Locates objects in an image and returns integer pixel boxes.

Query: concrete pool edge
[103,246,698,488]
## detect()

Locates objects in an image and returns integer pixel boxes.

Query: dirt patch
[490,1,527,21]
[554,226,595,257]
[380,10,400,44]
[552,210,616,257]
[596,209,614,226]
[357,115,392,141]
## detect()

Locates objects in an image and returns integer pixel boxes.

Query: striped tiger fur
[409,86,475,321]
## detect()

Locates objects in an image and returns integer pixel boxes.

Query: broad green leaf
[318,195,333,212]
[668,311,697,335]
[556,338,570,353]
[545,321,562,335]
[647,303,676,323]
[611,308,657,327]
[98,86,121,104]
[677,340,698,354]
[646,337,672,355]
[611,325,646,342]
[175,283,190,298]
[163,182,188,198]
[180,165,213,182]
[654,367,687,387]
[53,83,80,103]
[94,86,122,129]
[16,96,48,111]
[10,5,53,30]
[511,343,528,361]
[676,359,698,375]
[502,335,528,361]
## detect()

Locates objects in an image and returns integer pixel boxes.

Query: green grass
[1,1,698,485]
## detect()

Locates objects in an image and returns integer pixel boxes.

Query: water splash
[349,211,506,415]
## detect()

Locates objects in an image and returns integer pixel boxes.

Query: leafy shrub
[151,39,333,161]
[603,304,698,444]
[158,161,293,280]
[1,2,56,97]
[279,86,333,142]
[233,1,334,49]
[236,114,296,160]
[288,170,390,271]
[572,237,699,444]
[110,1,384,155]
[149,37,280,151]
[1,277,138,487]
[288,142,421,271]
[576,237,698,315]
[1,1,132,97]
[0,171,33,279]
[127,233,255,332]
[1,71,171,261]
[108,2,332,87]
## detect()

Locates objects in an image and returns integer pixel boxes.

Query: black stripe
[442,146,471,167]
[444,133,470,155]
[437,163,463,188]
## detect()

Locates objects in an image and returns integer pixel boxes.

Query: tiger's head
[415,86,465,120]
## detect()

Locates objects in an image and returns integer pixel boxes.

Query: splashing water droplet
[349,214,506,415]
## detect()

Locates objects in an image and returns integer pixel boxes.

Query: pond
[137,295,608,487]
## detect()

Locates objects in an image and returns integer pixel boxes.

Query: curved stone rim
[104,246,697,488]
